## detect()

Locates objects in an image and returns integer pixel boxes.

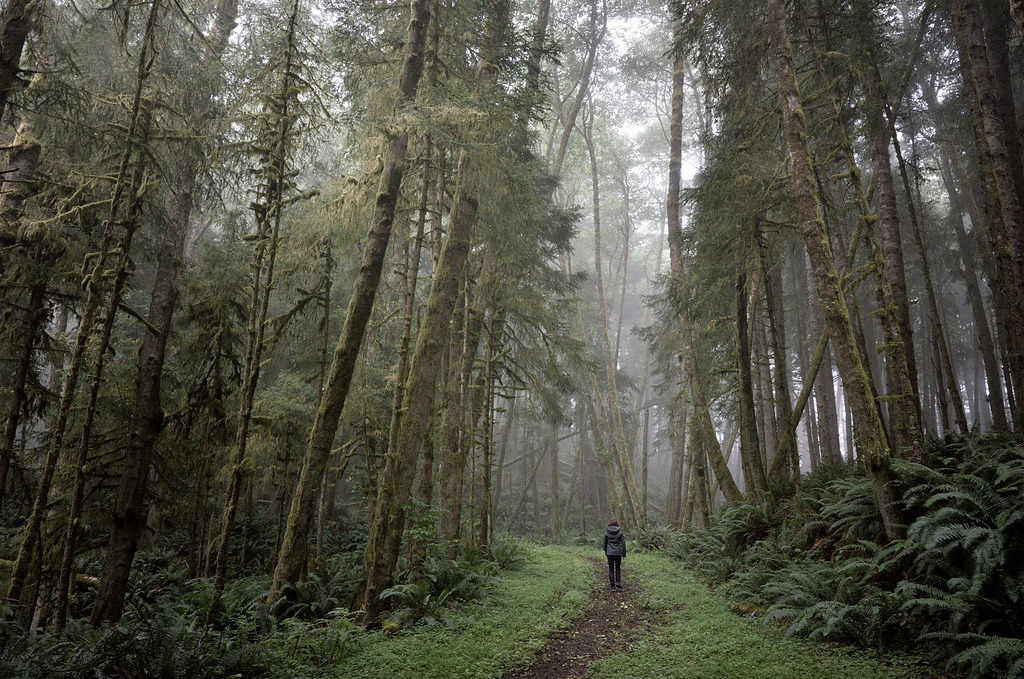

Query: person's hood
[604,525,622,538]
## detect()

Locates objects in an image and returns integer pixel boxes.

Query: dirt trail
[504,557,656,679]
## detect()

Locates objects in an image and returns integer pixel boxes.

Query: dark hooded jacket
[604,525,626,557]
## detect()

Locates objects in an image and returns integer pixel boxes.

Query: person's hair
[607,519,619,527]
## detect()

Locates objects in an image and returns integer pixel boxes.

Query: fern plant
[669,433,1024,678]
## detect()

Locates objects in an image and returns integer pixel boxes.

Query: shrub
[0,599,265,679]
[634,524,678,551]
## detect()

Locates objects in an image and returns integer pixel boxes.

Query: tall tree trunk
[581,116,645,527]
[856,44,923,457]
[641,409,649,520]
[923,68,1008,427]
[666,16,742,507]
[805,256,843,464]
[478,318,495,545]
[891,125,968,433]
[65,235,142,627]
[686,410,709,529]
[394,12,441,571]
[93,0,240,625]
[526,0,551,94]
[354,0,509,621]
[211,0,296,611]
[736,272,765,491]
[951,0,1024,426]
[5,0,161,608]
[0,283,43,508]
[665,406,686,527]
[766,0,901,539]
[437,255,495,547]
[761,238,797,477]
[803,6,922,460]
[492,399,514,515]
[665,18,689,521]
[936,150,1007,429]
[981,0,1024,212]
[313,246,335,562]
[550,0,605,176]
[436,278,469,548]
[613,177,632,367]
[755,311,778,463]
[0,109,45,506]
[271,0,433,595]
[549,421,560,538]
[952,151,1018,419]
[688,354,743,503]
[772,327,829,478]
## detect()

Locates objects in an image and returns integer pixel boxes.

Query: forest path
[504,556,656,679]
[504,550,936,679]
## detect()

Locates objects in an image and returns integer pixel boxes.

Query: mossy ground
[589,552,934,679]
[322,544,592,679]
[265,544,936,678]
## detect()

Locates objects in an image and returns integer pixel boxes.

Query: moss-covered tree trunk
[934,148,1006,429]
[437,254,494,547]
[436,276,469,547]
[889,121,967,433]
[666,17,742,507]
[5,0,161,609]
[582,117,645,528]
[209,0,295,611]
[686,408,710,528]
[478,317,496,545]
[861,70,923,460]
[951,0,1024,427]
[270,0,433,595]
[0,116,43,507]
[766,0,901,539]
[980,0,1024,212]
[353,0,509,621]
[550,0,604,176]
[89,0,239,626]
[761,241,797,477]
[804,256,843,463]
[0,282,43,509]
[736,273,765,491]
[0,0,32,124]
[801,5,921,459]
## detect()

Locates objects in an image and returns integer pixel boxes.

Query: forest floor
[504,550,937,679]
[504,557,656,679]
[328,545,941,679]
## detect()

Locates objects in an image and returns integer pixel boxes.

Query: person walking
[603,519,626,591]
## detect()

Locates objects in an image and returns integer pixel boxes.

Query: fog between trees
[0,0,1022,635]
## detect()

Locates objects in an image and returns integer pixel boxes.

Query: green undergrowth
[661,433,1024,678]
[0,537,576,679]
[590,553,932,679]
[325,543,592,679]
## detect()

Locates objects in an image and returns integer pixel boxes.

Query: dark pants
[607,555,621,588]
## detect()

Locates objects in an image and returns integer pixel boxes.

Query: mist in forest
[1,0,1023,675]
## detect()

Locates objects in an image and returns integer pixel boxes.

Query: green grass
[314,544,592,679]
[589,553,934,679]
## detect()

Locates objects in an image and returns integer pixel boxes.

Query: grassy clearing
[590,553,933,679]
[319,544,592,679]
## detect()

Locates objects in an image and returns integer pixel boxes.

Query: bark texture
[353,0,508,621]
[271,0,432,594]
[951,0,1024,425]
[0,0,32,124]
[766,0,901,539]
